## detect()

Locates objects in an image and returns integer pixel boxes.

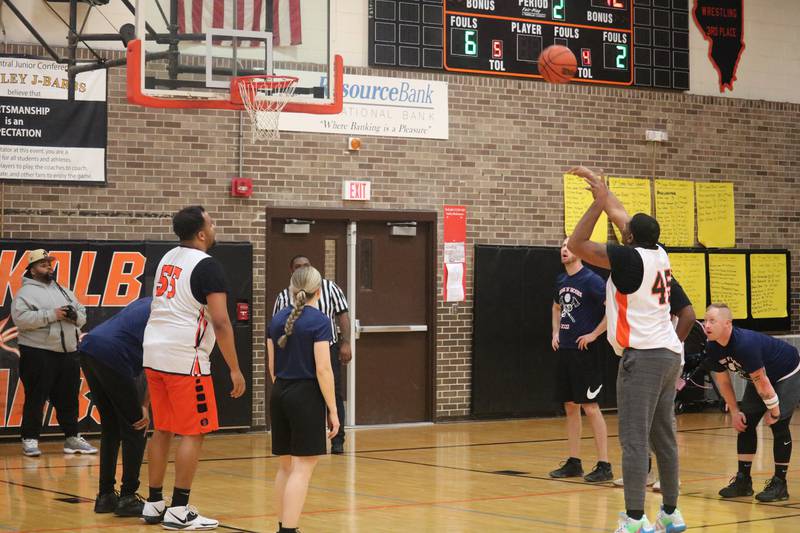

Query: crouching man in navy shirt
[704,303,800,502]
[79,297,152,516]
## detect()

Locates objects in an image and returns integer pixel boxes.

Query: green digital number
[465,30,477,56]
[616,45,628,69]
[552,0,565,20]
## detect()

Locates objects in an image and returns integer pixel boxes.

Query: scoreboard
[446,0,632,85]
[369,0,690,90]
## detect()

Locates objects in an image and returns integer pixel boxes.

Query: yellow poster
[668,253,706,310]
[655,179,694,246]
[563,173,607,243]
[750,254,787,319]
[696,182,735,247]
[608,176,652,242]
[708,254,747,319]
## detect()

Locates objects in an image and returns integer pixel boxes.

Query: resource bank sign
[0,56,107,183]
[279,73,448,139]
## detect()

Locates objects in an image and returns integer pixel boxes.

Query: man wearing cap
[10,249,96,457]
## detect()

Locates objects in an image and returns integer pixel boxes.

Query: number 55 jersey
[143,246,228,376]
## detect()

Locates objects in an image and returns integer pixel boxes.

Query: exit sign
[342,180,371,201]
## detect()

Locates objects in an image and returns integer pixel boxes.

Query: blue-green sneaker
[614,512,655,533]
[654,506,686,532]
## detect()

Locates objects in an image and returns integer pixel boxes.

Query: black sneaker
[584,462,614,482]
[331,441,345,454]
[719,472,754,498]
[114,493,145,517]
[94,491,119,513]
[755,476,789,502]
[549,458,583,478]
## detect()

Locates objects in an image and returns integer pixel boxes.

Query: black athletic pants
[330,343,345,444]
[80,353,147,496]
[18,345,80,440]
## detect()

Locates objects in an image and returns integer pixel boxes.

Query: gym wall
[1,2,799,422]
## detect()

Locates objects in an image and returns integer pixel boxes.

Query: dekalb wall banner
[0,56,107,183]
[0,240,254,437]
[278,72,449,139]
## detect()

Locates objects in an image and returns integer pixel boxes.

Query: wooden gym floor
[0,412,798,532]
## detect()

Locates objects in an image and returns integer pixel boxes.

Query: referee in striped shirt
[271,255,351,454]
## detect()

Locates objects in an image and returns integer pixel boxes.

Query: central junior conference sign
[278,73,448,139]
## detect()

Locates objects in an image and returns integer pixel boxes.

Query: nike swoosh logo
[785,441,791,446]
[586,385,603,400]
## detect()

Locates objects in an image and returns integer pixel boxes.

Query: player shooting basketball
[566,166,687,533]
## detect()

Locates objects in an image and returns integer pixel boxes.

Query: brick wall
[3,45,799,422]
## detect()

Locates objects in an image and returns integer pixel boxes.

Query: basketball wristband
[764,395,779,409]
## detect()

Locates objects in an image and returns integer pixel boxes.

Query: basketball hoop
[232,75,299,140]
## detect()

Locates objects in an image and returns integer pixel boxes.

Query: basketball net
[236,75,298,141]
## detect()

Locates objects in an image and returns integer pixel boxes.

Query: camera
[62,305,78,321]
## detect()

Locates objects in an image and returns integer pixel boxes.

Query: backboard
[130,0,339,113]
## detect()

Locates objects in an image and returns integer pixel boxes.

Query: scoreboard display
[369,0,689,90]
[446,0,632,84]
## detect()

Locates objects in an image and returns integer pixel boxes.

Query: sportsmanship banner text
[0,56,107,183]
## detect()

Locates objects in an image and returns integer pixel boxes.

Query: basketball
[538,45,577,84]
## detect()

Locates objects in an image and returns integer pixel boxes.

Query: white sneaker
[162,505,219,530]
[22,438,41,457]
[612,470,657,488]
[142,499,166,524]
[615,512,655,533]
[654,506,687,533]
[64,435,97,454]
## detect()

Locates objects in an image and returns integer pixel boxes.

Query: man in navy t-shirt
[704,303,800,502]
[549,237,613,483]
[79,296,152,517]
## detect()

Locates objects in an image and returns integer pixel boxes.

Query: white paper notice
[444,242,466,263]
[445,263,465,302]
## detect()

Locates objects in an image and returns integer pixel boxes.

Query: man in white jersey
[141,206,246,530]
[567,167,686,533]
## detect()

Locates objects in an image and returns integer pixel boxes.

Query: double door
[266,209,435,425]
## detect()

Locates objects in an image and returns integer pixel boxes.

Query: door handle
[355,322,428,337]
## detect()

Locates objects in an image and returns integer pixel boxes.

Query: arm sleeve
[606,244,644,294]
[11,291,56,330]
[592,272,607,303]
[328,281,349,314]
[668,277,691,314]
[189,257,228,304]
[314,315,334,343]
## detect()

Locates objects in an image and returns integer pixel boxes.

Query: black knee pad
[737,414,760,455]
[771,417,793,464]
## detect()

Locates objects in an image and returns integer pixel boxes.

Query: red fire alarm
[231,177,253,198]
[236,302,250,321]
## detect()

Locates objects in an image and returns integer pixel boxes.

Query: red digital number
[492,40,503,59]
[155,264,183,299]
[581,48,592,66]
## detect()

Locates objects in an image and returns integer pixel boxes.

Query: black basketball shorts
[555,342,605,404]
[270,378,327,456]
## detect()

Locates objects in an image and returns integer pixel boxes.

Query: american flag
[177,0,302,47]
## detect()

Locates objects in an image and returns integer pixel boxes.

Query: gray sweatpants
[617,348,682,511]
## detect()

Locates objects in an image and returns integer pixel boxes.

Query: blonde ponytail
[277,266,322,348]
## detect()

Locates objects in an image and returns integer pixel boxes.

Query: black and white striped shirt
[271,278,349,343]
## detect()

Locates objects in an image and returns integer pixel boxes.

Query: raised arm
[569,166,631,234]
[566,167,611,269]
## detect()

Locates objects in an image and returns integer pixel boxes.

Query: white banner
[277,73,449,139]
[0,56,107,183]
